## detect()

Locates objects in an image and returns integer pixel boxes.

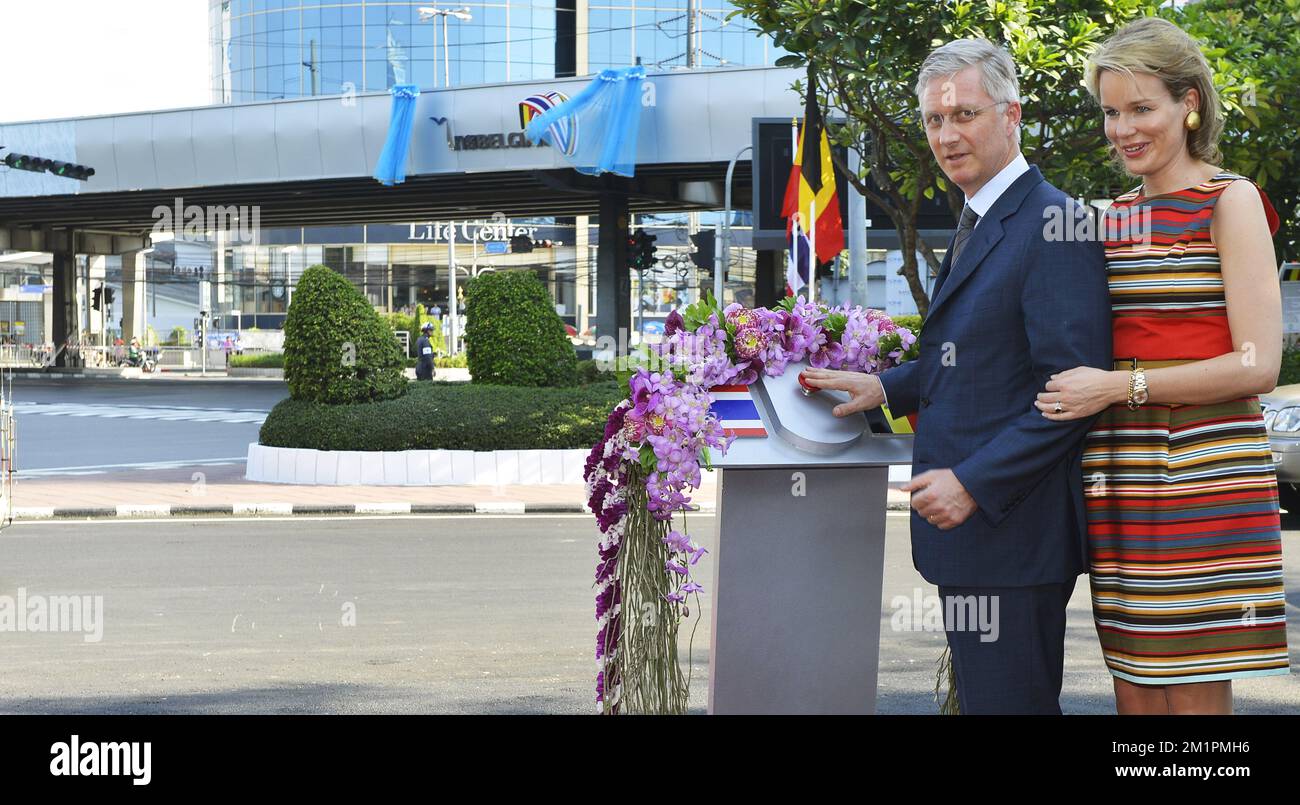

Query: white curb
[13,507,56,519]
[354,502,413,514]
[246,443,592,486]
[474,501,526,514]
[116,504,171,517]
[233,502,294,515]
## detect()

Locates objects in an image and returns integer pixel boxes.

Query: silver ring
[1053,401,1063,413]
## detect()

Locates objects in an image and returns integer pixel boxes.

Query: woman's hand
[799,368,885,417]
[1036,366,1124,421]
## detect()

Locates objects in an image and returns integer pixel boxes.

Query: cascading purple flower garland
[585,294,918,714]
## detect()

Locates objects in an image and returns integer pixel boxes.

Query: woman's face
[1098,69,1199,178]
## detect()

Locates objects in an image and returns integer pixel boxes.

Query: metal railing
[0,343,230,370]
[0,375,14,529]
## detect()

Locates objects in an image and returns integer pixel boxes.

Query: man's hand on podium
[798,368,885,417]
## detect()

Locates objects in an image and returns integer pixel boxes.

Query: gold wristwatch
[1127,366,1148,410]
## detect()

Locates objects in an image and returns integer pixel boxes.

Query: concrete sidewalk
[11,462,912,519]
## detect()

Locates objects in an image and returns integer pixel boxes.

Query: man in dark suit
[803,39,1112,714]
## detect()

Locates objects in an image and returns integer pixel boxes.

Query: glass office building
[210,0,787,102]
[204,1,782,342]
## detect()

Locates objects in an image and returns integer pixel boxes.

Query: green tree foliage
[1172,0,1300,262]
[730,0,1152,315]
[283,264,407,403]
[463,269,580,387]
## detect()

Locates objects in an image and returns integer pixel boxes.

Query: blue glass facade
[210,0,785,102]
[586,3,778,71]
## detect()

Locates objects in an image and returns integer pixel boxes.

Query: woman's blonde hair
[1084,16,1223,166]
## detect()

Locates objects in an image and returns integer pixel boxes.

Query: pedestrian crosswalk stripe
[14,401,268,424]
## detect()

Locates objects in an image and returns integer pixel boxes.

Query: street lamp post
[418,6,472,87]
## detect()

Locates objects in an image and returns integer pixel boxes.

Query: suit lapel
[924,165,1044,321]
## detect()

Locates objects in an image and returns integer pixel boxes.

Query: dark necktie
[950,203,981,268]
[933,203,980,297]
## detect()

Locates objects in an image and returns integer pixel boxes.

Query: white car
[1259,383,1300,512]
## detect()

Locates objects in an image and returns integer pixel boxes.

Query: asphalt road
[1,513,1295,715]
[9,376,288,473]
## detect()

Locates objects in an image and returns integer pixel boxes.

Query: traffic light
[92,287,102,311]
[626,229,658,271]
[625,232,640,270]
[3,151,95,180]
[104,287,115,305]
[637,230,658,271]
[690,231,715,271]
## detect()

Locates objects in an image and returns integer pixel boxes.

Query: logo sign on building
[408,218,540,243]
[519,91,577,156]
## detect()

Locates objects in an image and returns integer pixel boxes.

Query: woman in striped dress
[1034,17,1289,714]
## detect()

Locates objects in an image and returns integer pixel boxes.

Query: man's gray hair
[915,38,1022,109]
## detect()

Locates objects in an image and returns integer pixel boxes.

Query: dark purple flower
[664,309,684,337]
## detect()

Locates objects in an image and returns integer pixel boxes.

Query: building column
[50,247,76,366]
[50,248,78,369]
[847,149,870,307]
[596,193,630,344]
[121,249,148,342]
[575,213,590,336]
[754,249,781,309]
[214,229,228,324]
[575,0,589,74]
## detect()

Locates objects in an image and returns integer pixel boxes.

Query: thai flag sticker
[708,385,767,438]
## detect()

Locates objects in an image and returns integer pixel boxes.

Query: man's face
[920,65,1021,198]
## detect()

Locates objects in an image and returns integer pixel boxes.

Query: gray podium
[707,361,913,714]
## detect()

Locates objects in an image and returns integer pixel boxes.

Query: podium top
[710,362,914,469]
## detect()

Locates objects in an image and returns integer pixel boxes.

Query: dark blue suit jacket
[879,164,1112,587]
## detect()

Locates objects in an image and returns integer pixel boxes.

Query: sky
[0,0,209,123]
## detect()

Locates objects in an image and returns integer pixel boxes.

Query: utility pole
[448,224,459,356]
[304,39,319,96]
[686,0,697,67]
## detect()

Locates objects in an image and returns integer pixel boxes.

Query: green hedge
[228,352,285,368]
[892,313,922,337]
[283,265,407,403]
[258,379,624,451]
[464,270,579,387]
[578,358,614,384]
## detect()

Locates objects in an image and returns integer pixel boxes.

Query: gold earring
[1185,110,1201,131]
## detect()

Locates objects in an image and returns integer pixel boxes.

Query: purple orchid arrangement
[584,292,917,714]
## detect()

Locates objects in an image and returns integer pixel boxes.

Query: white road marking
[14,401,269,424]
[19,457,245,477]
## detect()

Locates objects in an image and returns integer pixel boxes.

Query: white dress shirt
[964,151,1030,227]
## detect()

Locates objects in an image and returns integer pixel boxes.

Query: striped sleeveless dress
[1081,171,1290,685]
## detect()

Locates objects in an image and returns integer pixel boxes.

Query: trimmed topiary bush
[463,269,579,387]
[283,264,407,404]
[258,380,623,451]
